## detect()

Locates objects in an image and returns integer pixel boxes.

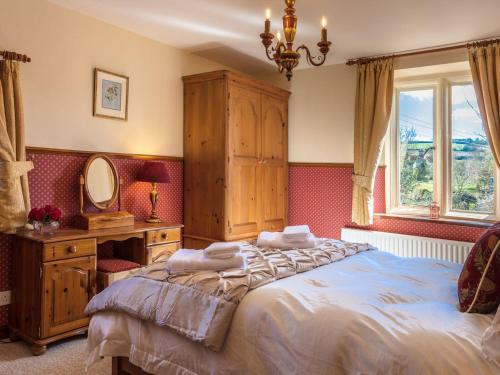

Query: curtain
[0,60,33,233]
[468,43,500,169]
[351,59,394,226]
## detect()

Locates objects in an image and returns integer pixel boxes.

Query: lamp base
[145,217,162,224]
[146,182,162,223]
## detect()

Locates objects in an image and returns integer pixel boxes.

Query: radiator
[340,228,474,264]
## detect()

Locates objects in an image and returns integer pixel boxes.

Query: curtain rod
[0,50,31,63]
[346,37,500,66]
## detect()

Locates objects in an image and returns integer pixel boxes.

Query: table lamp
[137,161,170,223]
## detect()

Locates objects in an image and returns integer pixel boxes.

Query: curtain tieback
[351,173,372,191]
[0,160,33,180]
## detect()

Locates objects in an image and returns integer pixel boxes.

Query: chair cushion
[458,223,500,313]
[97,258,141,273]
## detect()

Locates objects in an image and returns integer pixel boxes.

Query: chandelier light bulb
[321,17,328,42]
[264,9,271,33]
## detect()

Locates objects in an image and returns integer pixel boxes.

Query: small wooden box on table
[10,222,182,355]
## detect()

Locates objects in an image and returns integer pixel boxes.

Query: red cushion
[97,258,141,273]
[458,223,500,313]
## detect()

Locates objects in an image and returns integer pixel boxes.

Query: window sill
[374,213,495,229]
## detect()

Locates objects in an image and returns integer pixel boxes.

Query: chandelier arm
[264,46,275,61]
[264,42,286,62]
[296,44,327,67]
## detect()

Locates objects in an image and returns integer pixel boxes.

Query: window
[449,84,495,214]
[389,72,499,221]
[398,89,435,207]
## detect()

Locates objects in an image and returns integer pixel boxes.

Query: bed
[86,249,499,374]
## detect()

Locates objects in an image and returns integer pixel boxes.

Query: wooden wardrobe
[183,71,290,248]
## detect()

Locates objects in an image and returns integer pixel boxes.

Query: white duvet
[87,251,499,374]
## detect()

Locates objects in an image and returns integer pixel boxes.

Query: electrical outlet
[0,290,11,306]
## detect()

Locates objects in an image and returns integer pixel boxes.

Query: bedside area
[9,222,182,355]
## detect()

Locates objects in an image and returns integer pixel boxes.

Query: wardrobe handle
[68,245,77,254]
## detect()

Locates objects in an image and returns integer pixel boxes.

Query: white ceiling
[50,0,500,74]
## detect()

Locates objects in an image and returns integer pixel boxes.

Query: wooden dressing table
[10,222,182,355]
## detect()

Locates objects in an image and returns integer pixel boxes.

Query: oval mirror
[84,154,119,210]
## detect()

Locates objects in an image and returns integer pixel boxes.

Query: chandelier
[260,0,331,81]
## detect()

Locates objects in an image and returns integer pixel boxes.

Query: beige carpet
[0,337,110,374]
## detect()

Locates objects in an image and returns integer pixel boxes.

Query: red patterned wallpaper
[0,151,183,326]
[27,153,183,226]
[289,165,488,243]
[288,166,386,238]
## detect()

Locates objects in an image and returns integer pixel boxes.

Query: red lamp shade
[137,162,170,183]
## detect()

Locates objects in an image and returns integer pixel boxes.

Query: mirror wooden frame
[76,154,134,230]
[80,153,120,212]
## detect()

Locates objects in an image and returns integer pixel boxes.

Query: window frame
[389,80,440,216]
[387,72,500,222]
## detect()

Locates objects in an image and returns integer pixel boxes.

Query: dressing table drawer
[146,228,181,246]
[43,238,97,262]
[146,242,181,264]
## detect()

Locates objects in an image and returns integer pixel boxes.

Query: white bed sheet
[87,251,499,375]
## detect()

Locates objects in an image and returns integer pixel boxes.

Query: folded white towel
[167,249,246,274]
[203,242,243,259]
[282,225,311,240]
[284,224,310,234]
[256,231,279,247]
[282,233,318,248]
[257,231,319,249]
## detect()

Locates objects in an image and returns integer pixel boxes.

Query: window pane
[398,89,435,206]
[451,84,494,213]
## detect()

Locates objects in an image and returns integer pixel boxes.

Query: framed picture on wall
[93,68,129,121]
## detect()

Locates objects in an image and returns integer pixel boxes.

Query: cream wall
[287,64,357,163]
[0,0,228,157]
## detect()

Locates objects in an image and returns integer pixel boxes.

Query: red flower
[28,207,44,222]
[28,205,61,223]
[49,207,62,221]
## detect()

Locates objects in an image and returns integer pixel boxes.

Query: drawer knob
[161,233,168,240]
[68,245,77,254]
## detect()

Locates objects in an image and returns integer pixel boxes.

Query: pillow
[458,223,500,313]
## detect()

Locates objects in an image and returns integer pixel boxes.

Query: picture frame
[93,68,129,121]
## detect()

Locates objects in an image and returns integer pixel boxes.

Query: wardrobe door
[184,79,226,241]
[260,95,288,231]
[262,95,287,163]
[226,84,262,239]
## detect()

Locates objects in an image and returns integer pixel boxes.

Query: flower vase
[34,221,60,235]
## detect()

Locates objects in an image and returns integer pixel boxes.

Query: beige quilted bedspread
[85,239,374,351]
